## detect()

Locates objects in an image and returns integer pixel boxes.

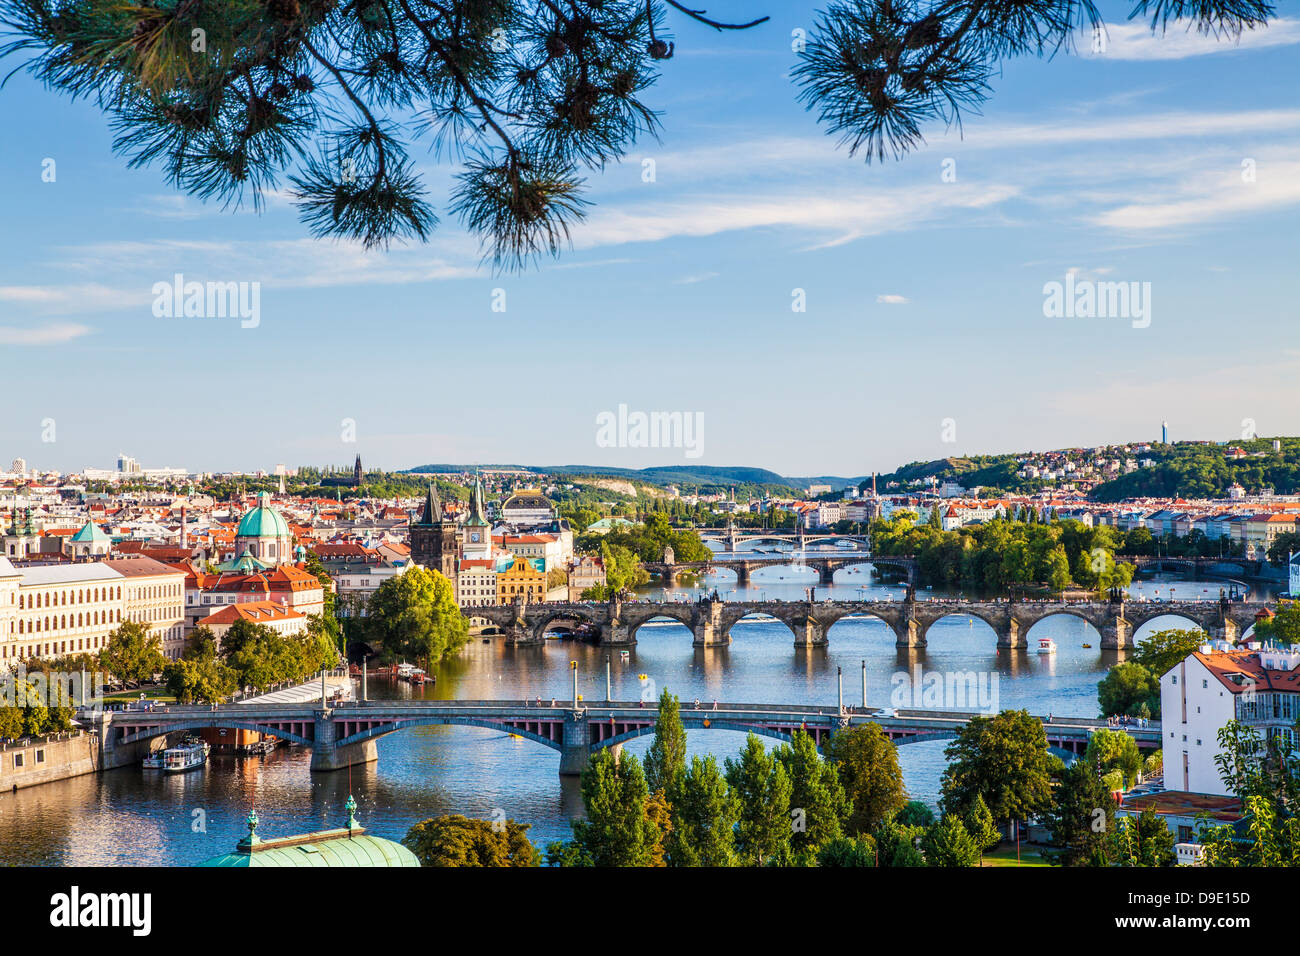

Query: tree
[3,3,1266,269]
[871,819,927,867]
[825,722,907,834]
[775,730,851,858]
[1085,728,1142,790]
[403,814,540,867]
[643,688,686,796]
[1201,794,1300,867]
[816,834,877,867]
[964,793,1000,862]
[941,710,1056,828]
[563,749,660,867]
[1133,628,1208,677]
[666,755,740,867]
[366,565,468,669]
[1097,662,1161,718]
[1254,601,1300,646]
[894,800,935,828]
[724,733,793,865]
[922,815,981,867]
[1042,759,1115,866]
[1110,809,1175,867]
[100,620,166,685]
[163,635,238,704]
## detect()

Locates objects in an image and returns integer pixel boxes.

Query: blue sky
[1,2,1298,478]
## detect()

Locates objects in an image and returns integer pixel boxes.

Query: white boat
[1036,637,1057,655]
[144,739,209,773]
[396,662,417,679]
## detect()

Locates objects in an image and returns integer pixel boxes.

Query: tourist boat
[144,739,209,774]
[1036,637,1057,655]
[396,662,417,679]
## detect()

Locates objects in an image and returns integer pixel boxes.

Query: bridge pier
[559,711,592,776]
[997,617,1025,650]
[894,615,925,649]
[792,616,827,649]
[734,563,752,586]
[817,565,836,586]
[1100,615,1133,651]
[599,623,635,646]
[310,712,379,773]
[504,626,542,646]
[693,620,728,647]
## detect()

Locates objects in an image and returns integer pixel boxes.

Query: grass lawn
[980,844,1051,867]
[98,686,177,705]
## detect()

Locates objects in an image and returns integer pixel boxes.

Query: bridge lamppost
[861,660,867,711]
[571,660,578,710]
[837,666,843,714]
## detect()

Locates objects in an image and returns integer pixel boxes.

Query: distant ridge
[403,463,834,489]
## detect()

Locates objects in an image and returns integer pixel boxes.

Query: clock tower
[462,474,492,561]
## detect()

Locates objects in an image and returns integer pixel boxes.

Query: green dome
[236,492,290,539]
[199,832,419,867]
[70,520,110,543]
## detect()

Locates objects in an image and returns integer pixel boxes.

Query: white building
[1160,643,1300,795]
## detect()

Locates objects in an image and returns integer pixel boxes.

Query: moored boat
[1036,637,1057,655]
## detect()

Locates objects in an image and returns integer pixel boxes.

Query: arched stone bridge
[91,698,1158,777]
[473,595,1267,650]
[642,554,918,586]
[696,529,871,552]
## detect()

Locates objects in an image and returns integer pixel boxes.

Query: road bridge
[643,554,917,586]
[90,697,1158,776]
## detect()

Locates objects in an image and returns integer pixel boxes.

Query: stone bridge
[696,528,871,552]
[642,554,918,587]
[472,595,1267,650]
[90,698,1158,776]
[1126,555,1263,578]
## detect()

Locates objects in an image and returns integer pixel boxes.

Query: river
[0,560,1275,866]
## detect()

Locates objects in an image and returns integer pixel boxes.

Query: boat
[396,662,417,679]
[1081,643,1093,649]
[1036,637,1057,655]
[144,738,209,773]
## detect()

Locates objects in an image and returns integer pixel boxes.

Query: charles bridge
[472,592,1267,650]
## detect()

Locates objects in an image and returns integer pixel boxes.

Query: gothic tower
[409,484,457,580]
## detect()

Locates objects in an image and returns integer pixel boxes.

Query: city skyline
[1,3,1297,475]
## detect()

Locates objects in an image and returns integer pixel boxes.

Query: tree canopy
[1,0,1267,269]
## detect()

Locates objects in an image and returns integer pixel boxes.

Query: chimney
[180,505,187,549]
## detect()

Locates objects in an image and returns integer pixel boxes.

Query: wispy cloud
[1077,17,1300,61]
[0,323,92,345]
[876,294,910,305]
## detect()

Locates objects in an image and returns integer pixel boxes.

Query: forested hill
[858,439,1300,501]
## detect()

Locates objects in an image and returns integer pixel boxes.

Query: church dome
[237,492,291,539]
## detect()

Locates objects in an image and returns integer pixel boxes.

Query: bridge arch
[919,610,1004,647]
[626,609,695,640]
[334,716,564,752]
[593,719,806,752]
[117,718,316,748]
[1022,611,1104,646]
[531,607,601,642]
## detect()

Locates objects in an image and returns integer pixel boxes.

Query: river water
[0,556,1274,866]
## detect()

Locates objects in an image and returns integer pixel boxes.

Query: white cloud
[876,294,909,305]
[1078,18,1300,61]
[0,323,92,345]
[1089,160,1300,230]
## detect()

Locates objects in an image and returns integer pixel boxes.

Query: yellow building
[496,555,547,605]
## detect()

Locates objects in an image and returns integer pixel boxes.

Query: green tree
[1133,628,1209,677]
[775,730,850,858]
[1254,601,1300,646]
[964,793,1000,862]
[100,620,166,685]
[644,688,686,797]
[922,815,981,867]
[1042,760,1115,867]
[871,819,927,867]
[1097,662,1161,719]
[366,565,468,669]
[894,800,935,828]
[825,722,907,834]
[1085,728,1142,790]
[564,749,660,867]
[403,814,540,867]
[941,710,1056,828]
[666,755,740,867]
[1109,809,1175,867]
[816,834,877,867]
[724,734,793,866]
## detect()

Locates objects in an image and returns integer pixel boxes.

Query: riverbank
[0,731,99,792]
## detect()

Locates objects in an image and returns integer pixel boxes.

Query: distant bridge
[695,528,871,552]
[90,697,1159,776]
[643,554,918,586]
[472,594,1266,650]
